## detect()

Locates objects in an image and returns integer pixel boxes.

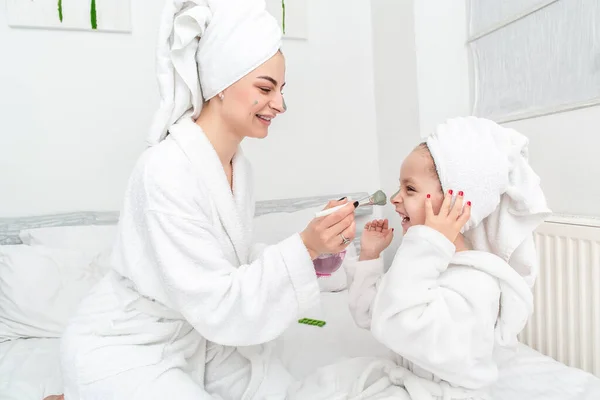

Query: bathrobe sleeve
[370,226,501,388]
[140,162,320,348]
[249,243,268,263]
[344,256,385,329]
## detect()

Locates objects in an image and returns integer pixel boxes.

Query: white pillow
[252,206,320,245]
[19,224,118,256]
[252,204,371,292]
[0,245,109,342]
[252,202,373,244]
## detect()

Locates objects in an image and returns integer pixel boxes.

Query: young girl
[289,116,551,400]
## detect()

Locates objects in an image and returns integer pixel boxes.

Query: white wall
[0,0,381,217]
[370,0,421,266]
[0,1,163,217]
[242,0,381,201]
[368,0,474,266]
[413,0,471,137]
[505,107,600,218]
[411,0,599,218]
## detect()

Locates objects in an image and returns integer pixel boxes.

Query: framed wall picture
[6,0,132,33]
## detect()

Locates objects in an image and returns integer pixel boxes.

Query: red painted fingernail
[467,201,472,206]
[392,228,395,232]
[458,191,464,196]
[427,194,431,198]
[448,189,453,195]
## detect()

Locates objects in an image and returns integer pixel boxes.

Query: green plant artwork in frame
[6,0,131,33]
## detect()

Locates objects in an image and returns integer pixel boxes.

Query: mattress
[2,291,600,400]
[276,291,600,400]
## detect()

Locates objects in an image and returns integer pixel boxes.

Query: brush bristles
[370,190,387,206]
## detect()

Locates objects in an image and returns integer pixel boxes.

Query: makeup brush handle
[314,203,347,218]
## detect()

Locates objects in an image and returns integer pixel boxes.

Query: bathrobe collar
[169,118,253,265]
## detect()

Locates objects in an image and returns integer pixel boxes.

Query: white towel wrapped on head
[425,116,552,288]
[148,0,282,146]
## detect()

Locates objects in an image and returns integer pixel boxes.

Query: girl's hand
[424,190,471,243]
[359,219,394,261]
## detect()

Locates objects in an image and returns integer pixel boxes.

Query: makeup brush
[314,190,387,218]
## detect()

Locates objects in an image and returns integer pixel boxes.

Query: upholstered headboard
[0,192,373,246]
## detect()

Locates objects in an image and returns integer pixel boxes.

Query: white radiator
[520,215,600,377]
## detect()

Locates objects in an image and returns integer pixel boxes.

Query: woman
[56,0,357,398]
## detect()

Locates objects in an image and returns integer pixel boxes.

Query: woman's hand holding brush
[300,198,357,259]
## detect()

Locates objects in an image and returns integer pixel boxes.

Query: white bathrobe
[60,118,321,399]
[287,225,533,400]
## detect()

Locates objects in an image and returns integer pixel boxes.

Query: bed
[1,193,599,400]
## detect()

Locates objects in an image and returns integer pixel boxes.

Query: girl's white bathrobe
[60,118,321,399]
[287,225,533,400]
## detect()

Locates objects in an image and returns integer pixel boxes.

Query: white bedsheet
[0,338,62,399]
[2,291,600,400]
[492,344,600,400]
